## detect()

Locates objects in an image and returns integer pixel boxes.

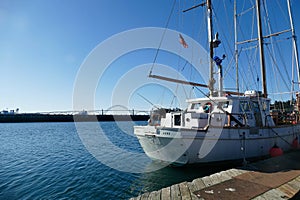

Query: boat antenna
[137,93,160,109]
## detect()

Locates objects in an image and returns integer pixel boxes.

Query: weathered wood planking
[178,182,192,200]
[130,158,300,200]
[160,187,170,200]
[170,184,181,200]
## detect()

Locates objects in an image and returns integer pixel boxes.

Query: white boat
[134,0,300,165]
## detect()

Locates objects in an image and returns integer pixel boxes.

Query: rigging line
[241,44,258,51]
[222,0,235,56]
[263,0,292,98]
[267,38,292,92]
[262,0,280,96]
[149,0,177,75]
[194,86,213,101]
[263,0,294,94]
[212,2,236,89]
[223,53,235,78]
[274,39,293,87]
[275,0,289,26]
[270,127,293,146]
[251,2,255,46]
[266,42,289,91]
[264,37,292,44]
[236,3,259,90]
[180,60,189,71]
[189,2,197,84]
[265,45,290,91]
[238,45,259,92]
[249,49,257,91]
[213,2,234,60]
[269,91,298,95]
[237,5,255,17]
[224,52,244,89]
[270,49,281,101]
[181,83,189,100]
[137,93,160,109]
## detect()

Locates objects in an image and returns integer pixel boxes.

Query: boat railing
[269,111,300,125]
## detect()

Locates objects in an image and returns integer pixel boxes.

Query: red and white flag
[179,34,188,48]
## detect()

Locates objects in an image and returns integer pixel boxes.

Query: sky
[0,0,300,113]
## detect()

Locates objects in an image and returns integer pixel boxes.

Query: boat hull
[134,125,300,165]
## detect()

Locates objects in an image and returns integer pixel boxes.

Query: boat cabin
[149,90,276,129]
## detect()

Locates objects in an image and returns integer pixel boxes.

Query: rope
[270,127,293,146]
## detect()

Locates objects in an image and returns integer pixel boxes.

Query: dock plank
[209,172,229,185]
[221,169,238,178]
[259,188,288,200]
[216,171,232,182]
[161,187,170,200]
[186,182,201,200]
[288,178,300,189]
[201,175,214,187]
[130,197,141,200]
[191,178,206,191]
[179,182,191,200]
[170,184,181,200]
[251,196,267,200]
[278,183,299,198]
[140,192,150,200]
[148,190,161,200]
[229,168,247,177]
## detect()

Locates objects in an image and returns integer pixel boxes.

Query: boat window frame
[174,114,181,126]
[218,101,230,109]
[190,102,202,110]
[239,100,251,113]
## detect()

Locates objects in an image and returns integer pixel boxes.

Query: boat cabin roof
[186,95,271,104]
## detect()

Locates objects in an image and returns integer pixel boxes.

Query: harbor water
[0,121,230,199]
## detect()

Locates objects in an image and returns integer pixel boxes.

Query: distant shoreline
[0,113,149,123]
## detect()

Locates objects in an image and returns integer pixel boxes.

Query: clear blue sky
[0,0,299,113]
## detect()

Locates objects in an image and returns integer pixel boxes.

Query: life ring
[203,102,213,113]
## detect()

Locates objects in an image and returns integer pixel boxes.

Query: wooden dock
[130,150,300,200]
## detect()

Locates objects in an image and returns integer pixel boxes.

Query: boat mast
[207,0,215,97]
[255,0,267,98]
[234,0,239,95]
[287,0,300,89]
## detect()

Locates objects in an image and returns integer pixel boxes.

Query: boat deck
[130,150,300,200]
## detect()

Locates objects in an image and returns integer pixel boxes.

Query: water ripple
[0,122,230,199]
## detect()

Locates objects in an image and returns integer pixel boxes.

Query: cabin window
[252,101,260,112]
[218,101,230,109]
[174,115,181,126]
[240,101,251,112]
[262,101,269,111]
[149,114,161,126]
[191,103,201,110]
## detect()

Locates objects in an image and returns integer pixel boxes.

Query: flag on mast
[179,34,188,48]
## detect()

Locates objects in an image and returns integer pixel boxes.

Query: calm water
[0,122,231,199]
